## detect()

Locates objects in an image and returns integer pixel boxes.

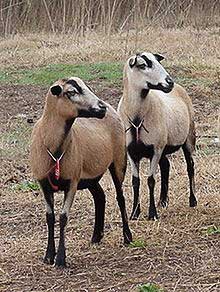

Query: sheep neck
[123,82,151,116]
[41,112,75,159]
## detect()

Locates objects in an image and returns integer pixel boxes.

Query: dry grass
[0,146,220,291]
[1,0,220,36]
[1,88,220,292]
[0,27,220,70]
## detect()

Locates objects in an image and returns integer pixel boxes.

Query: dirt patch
[0,84,220,292]
[0,83,121,129]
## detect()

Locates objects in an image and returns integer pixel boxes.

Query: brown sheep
[118,52,197,220]
[30,77,132,267]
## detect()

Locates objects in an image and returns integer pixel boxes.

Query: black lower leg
[109,163,132,244]
[159,156,170,208]
[130,176,141,219]
[182,144,197,207]
[44,212,56,264]
[55,213,67,267]
[89,183,106,244]
[148,175,158,220]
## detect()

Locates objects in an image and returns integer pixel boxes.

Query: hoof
[148,213,159,221]
[91,231,103,244]
[43,256,55,265]
[190,197,197,207]
[123,227,133,244]
[158,198,169,208]
[43,250,55,265]
[55,255,66,268]
[130,214,139,220]
[55,260,66,268]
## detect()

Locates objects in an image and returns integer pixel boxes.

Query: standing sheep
[118,52,197,220]
[30,77,132,267]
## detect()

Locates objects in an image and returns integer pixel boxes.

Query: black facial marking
[140,55,153,68]
[78,107,106,119]
[66,80,83,94]
[147,82,173,93]
[86,83,93,92]
[140,88,149,99]
[129,56,137,68]
[78,109,93,118]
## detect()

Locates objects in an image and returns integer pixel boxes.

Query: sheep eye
[65,91,76,98]
[137,64,146,70]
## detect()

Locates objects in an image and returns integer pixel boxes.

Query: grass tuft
[202,225,220,235]
[138,283,164,292]
[129,239,146,249]
[12,180,40,192]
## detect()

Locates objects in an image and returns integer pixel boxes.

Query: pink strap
[55,160,60,180]
[46,160,60,191]
[46,149,65,191]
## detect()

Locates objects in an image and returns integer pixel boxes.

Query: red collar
[46,148,65,191]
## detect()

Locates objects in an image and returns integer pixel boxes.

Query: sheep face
[50,77,107,119]
[127,52,174,93]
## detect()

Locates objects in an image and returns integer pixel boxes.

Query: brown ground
[0,82,220,292]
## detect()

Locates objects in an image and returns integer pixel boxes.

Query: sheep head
[48,77,107,119]
[125,52,174,93]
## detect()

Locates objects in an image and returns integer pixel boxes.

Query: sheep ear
[129,56,137,68]
[50,85,63,96]
[154,53,165,62]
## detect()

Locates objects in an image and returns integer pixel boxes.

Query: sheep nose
[165,76,174,87]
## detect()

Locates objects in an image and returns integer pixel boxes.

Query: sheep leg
[158,156,170,208]
[148,152,162,220]
[129,156,141,220]
[55,185,76,267]
[182,144,197,207]
[43,191,56,265]
[109,163,132,244]
[89,183,106,244]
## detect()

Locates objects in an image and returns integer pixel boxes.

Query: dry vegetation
[0,1,220,291]
[1,0,220,36]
